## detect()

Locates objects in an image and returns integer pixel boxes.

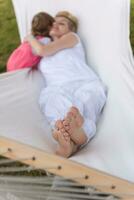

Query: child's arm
[31,37,51,55]
[26,32,78,57]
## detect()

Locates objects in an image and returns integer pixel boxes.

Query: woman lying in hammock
[26,11,107,158]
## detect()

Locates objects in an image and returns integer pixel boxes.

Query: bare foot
[63,106,88,145]
[53,119,70,141]
[55,127,77,158]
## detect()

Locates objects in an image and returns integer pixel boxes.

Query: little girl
[7,12,54,71]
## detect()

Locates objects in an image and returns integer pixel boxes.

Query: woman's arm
[26,32,78,56]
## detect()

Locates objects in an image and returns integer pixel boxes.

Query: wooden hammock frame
[0,136,134,200]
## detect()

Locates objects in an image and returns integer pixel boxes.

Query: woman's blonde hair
[55,11,78,32]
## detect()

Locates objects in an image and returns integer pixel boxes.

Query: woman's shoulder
[70,32,80,42]
[61,32,80,46]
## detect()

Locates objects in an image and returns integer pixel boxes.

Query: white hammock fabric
[0,0,134,183]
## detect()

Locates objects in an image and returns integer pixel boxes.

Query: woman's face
[49,16,71,38]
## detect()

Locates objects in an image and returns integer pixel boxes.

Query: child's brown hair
[31,12,54,37]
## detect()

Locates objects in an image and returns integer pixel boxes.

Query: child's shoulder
[36,36,51,45]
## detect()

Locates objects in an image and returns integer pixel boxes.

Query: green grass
[130,0,134,52]
[0,0,134,73]
[0,0,20,73]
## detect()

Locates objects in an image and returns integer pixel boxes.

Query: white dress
[38,34,106,143]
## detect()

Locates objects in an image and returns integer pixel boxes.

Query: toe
[67,112,74,121]
[64,134,70,141]
[55,120,63,130]
[57,130,70,144]
[64,125,70,131]
[63,120,69,126]
[61,128,65,133]
[70,106,79,117]
[63,131,69,137]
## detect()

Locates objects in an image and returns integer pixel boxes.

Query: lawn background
[0,0,134,73]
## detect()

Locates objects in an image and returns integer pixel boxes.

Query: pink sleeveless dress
[7,37,50,71]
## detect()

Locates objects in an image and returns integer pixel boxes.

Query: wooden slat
[0,136,134,200]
